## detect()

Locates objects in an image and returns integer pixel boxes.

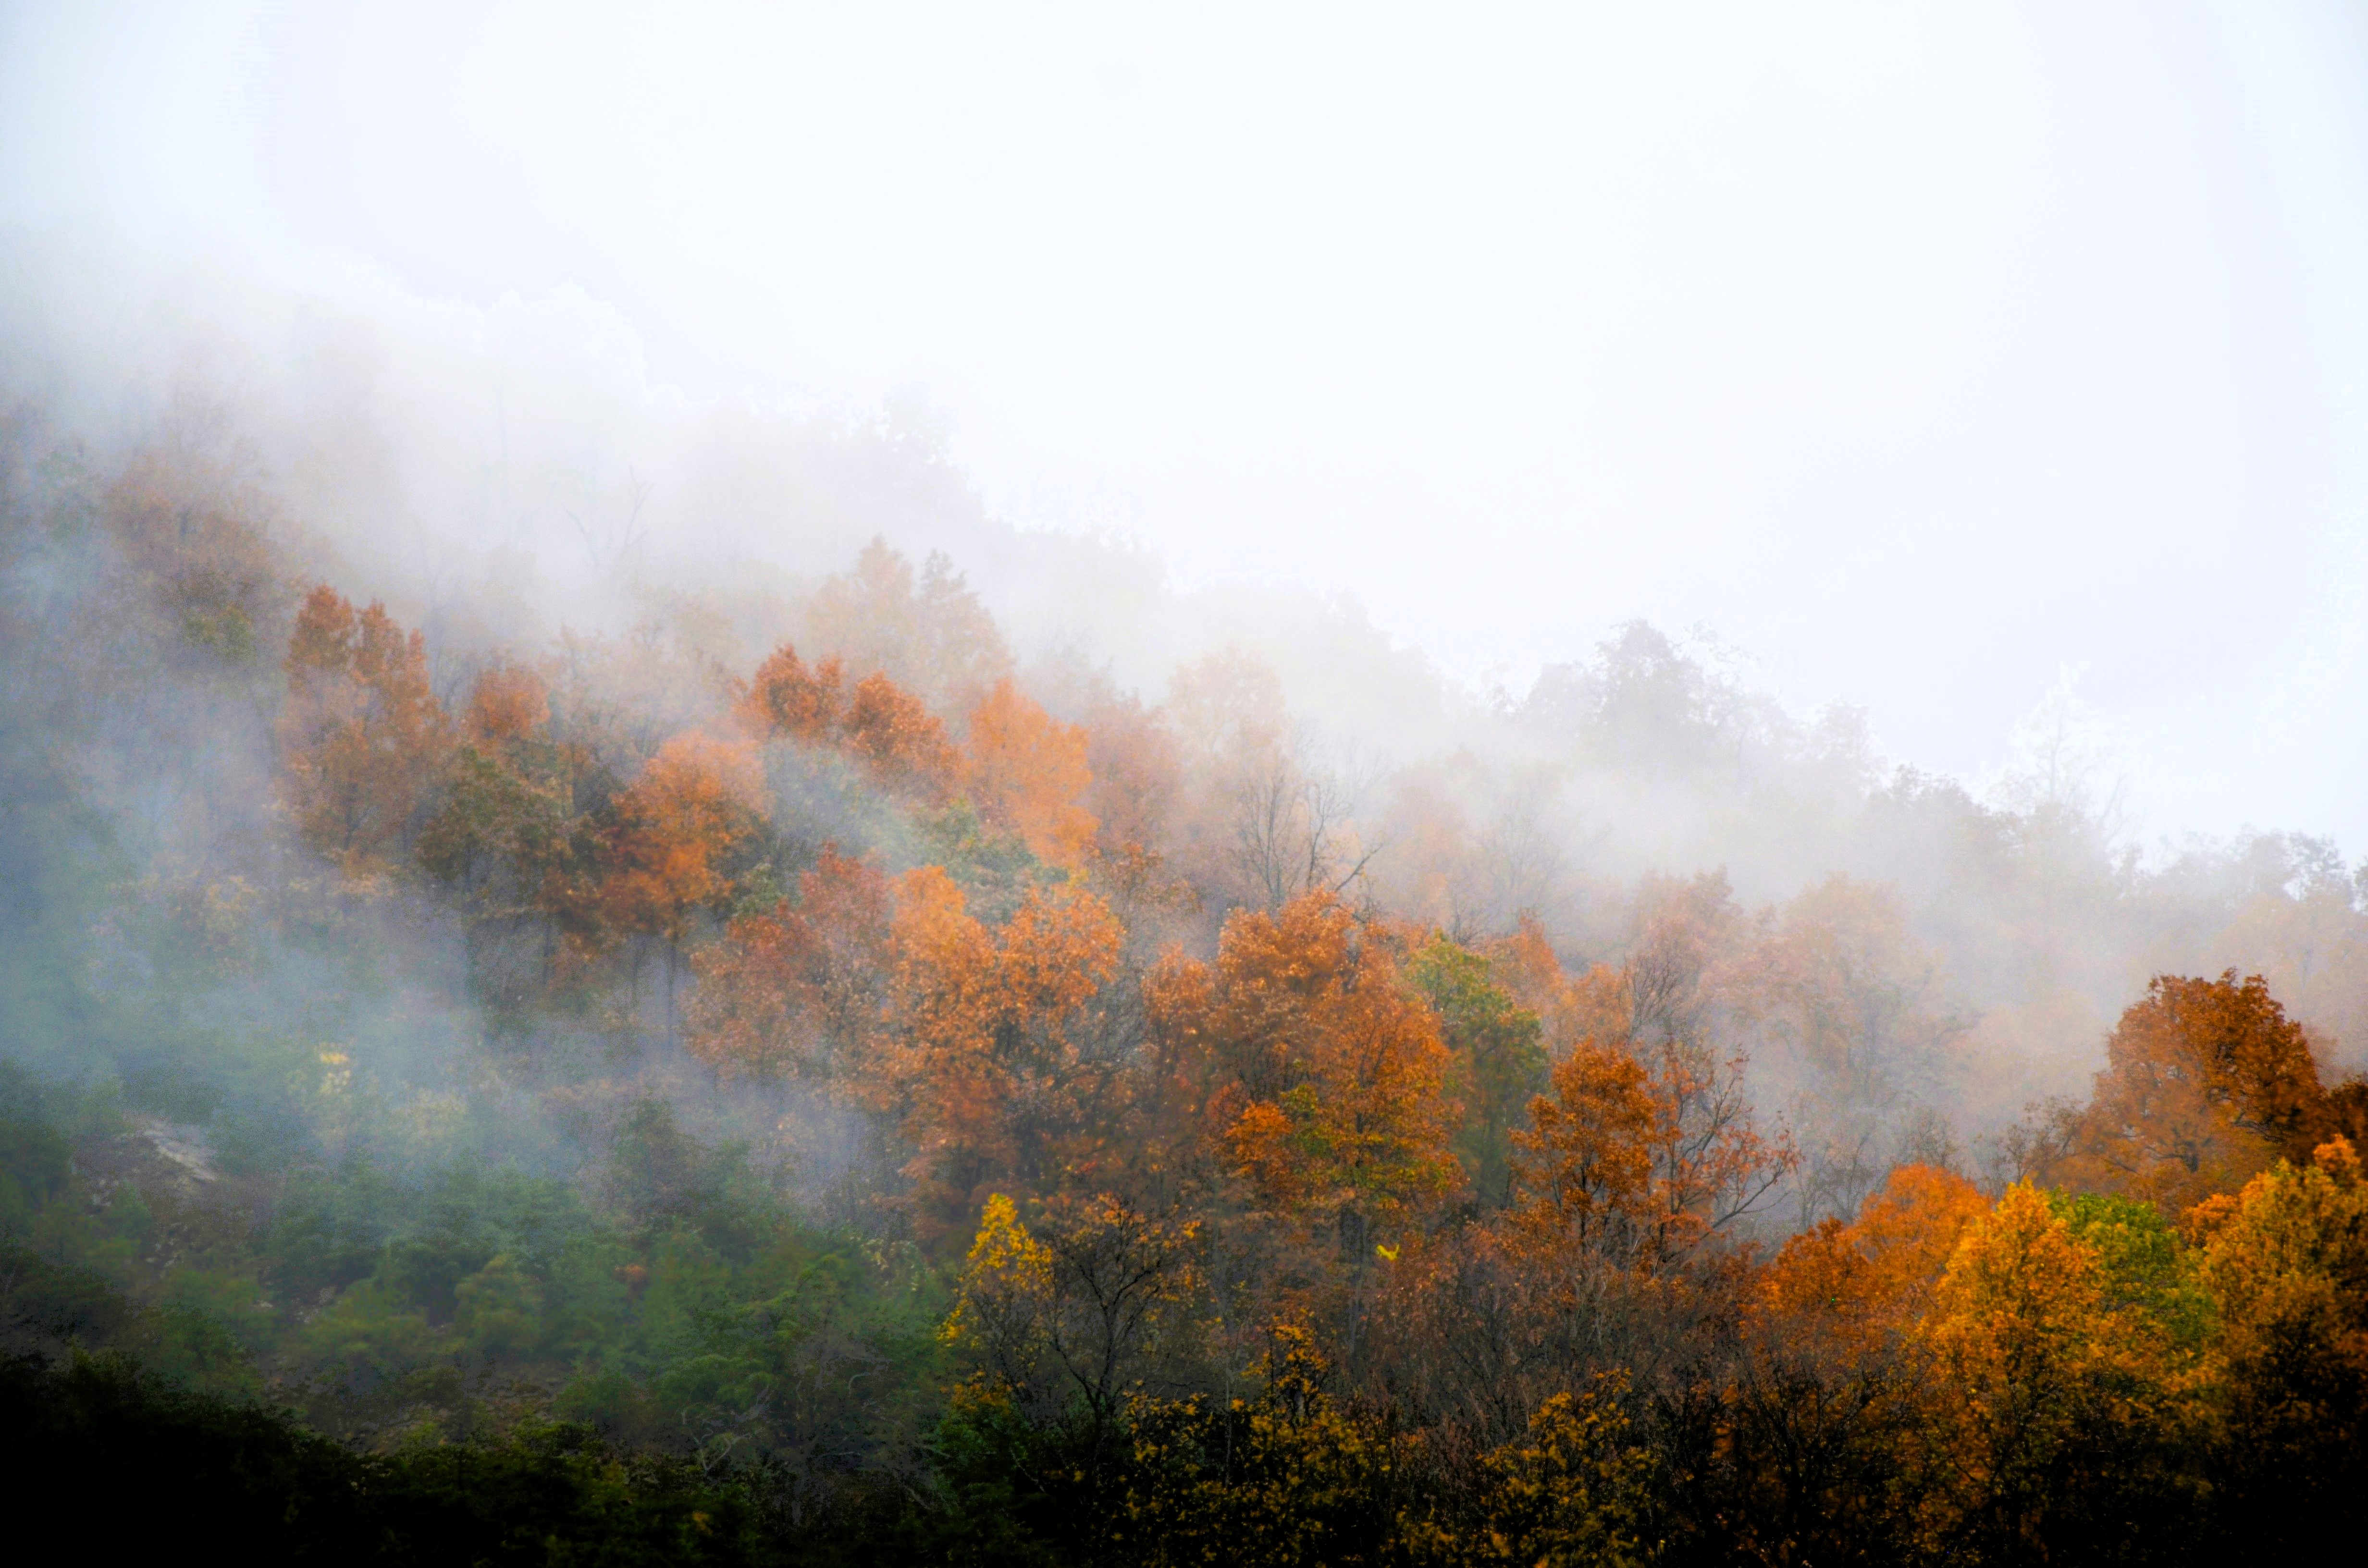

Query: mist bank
[3,231,2368,1561]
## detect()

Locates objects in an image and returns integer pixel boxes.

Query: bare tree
[566,466,652,576]
[1226,734,1385,909]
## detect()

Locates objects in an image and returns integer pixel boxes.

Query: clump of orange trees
[257,560,2368,1564]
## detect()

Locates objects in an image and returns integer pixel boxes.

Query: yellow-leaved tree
[2188,1136,2368,1534]
[1907,1183,2194,1557]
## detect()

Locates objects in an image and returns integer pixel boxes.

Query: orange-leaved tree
[965,678,1098,870]
[738,639,959,801]
[1502,1022,1792,1280]
[1906,1182,2190,1557]
[843,671,960,800]
[416,663,568,907]
[1760,1163,1990,1354]
[1077,691,1181,865]
[465,662,550,746]
[278,584,451,872]
[1498,1038,1661,1281]
[1145,890,1460,1253]
[686,846,893,1082]
[2061,971,2332,1209]
[738,641,847,746]
[1498,914,1631,1060]
[596,733,768,1030]
[877,868,1126,1240]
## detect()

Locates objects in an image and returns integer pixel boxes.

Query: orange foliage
[1078,694,1181,860]
[1502,1041,1658,1260]
[738,643,846,744]
[877,867,1126,1236]
[1909,1184,2179,1539]
[1761,1163,1989,1348]
[844,672,961,799]
[1146,891,1460,1234]
[100,443,282,664]
[801,539,1012,710]
[597,733,766,945]
[737,639,960,801]
[1500,915,1632,1057]
[686,847,893,1081]
[278,584,451,871]
[1850,1163,1993,1311]
[2063,971,2332,1209]
[466,663,549,746]
[1505,1024,1794,1276]
[965,679,1098,870]
[2189,1137,2368,1472]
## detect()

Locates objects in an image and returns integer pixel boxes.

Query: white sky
[5,0,2367,851]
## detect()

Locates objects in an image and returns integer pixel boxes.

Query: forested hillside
[2,380,2365,1564]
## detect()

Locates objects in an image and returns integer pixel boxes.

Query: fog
[8,1,2368,845]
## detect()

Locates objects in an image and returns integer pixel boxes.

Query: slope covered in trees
[1,388,2366,1562]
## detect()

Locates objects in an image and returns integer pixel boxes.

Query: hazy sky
[5,1,2366,850]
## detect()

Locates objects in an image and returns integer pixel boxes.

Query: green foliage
[416,742,570,894]
[0,1351,784,1565]
[920,799,1058,923]
[2044,1188,2216,1349]
[1407,934,1548,1206]
[0,1111,69,1227]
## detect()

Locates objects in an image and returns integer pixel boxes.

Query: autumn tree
[738,639,960,803]
[465,662,550,746]
[1620,870,1742,1048]
[2061,971,2334,1209]
[685,846,893,1082]
[1724,877,1965,1225]
[1162,648,1375,912]
[1077,690,1182,864]
[1415,1378,1657,1568]
[2189,1136,2368,1541]
[1504,1028,1792,1282]
[801,539,1012,711]
[875,868,1126,1238]
[1760,1163,1990,1355]
[1145,891,1460,1254]
[738,642,846,745]
[417,664,568,898]
[278,585,452,872]
[101,433,286,669]
[1502,1040,1659,1268]
[1554,876,1794,1247]
[943,1191,1200,1454]
[965,678,1098,870]
[1373,773,1482,939]
[1498,914,1629,1059]
[1906,1183,2198,1560]
[595,732,768,1031]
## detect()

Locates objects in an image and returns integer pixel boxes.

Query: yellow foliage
[1908,1183,2182,1549]
[942,1193,1054,1353]
[1411,1379,1655,1568]
[2192,1137,2368,1446]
